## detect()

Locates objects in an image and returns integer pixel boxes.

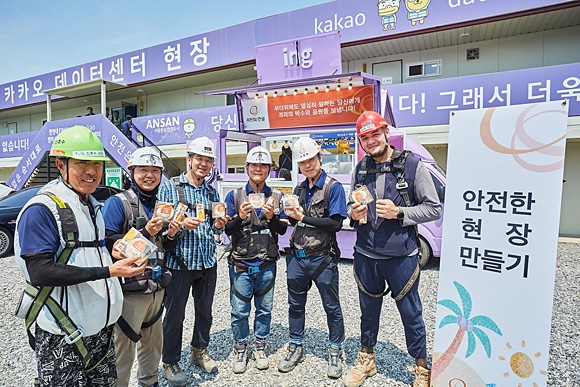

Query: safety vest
[354,147,420,257]
[291,175,339,252]
[14,179,123,367]
[230,186,282,262]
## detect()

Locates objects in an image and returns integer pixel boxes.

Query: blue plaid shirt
[158,174,223,270]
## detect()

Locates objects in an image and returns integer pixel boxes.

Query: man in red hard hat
[343,111,441,387]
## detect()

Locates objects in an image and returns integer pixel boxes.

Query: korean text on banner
[432,101,569,387]
[242,85,374,130]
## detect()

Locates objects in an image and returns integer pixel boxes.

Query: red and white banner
[241,85,374,130]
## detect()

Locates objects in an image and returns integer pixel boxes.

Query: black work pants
[161,265,217,365]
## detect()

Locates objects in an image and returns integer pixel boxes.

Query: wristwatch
[397,206,404,220]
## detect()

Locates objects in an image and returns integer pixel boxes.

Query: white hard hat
[187,136,216,159]
[246,146,272,165]
[128,147,164,170]
[293,137,321,163]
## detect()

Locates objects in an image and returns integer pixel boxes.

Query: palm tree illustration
[432,281,502,380]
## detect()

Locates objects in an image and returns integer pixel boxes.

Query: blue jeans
[230,263,276,343]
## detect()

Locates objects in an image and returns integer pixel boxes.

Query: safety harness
[114,189,165,343]
[228,187,280,302]
[288,176,341,295]
[21,193,110,373]
[352,150,421,301]
[169,176,217,285]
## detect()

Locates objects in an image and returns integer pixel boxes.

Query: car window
[92,187,120,202]
[0,187,40,207]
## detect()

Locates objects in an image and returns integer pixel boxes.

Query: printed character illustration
[378,0,400,30]
[404,0,431,26]
[183,117,196,138]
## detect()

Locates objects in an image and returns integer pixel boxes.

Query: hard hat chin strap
[59,158,91,204]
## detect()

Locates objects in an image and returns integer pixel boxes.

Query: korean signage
[7,116,136,190]
[0,23,254,110]
[255,32,341,84]
[4,0,574,111]
[386,62,580,127]
[241,85,374,130]
[131,106,237,146]
[1,132,38,158]
[432,101,568,386]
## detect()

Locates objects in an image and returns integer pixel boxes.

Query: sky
[0,0,330,85]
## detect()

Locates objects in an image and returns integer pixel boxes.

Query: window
[406,60,442,79]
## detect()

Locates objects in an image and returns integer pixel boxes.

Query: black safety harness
[352,150,421,301]
[114,189,165,343]
[228,187,279,302]
[288,176,341,295]
[20,192,111,375]
[169,176,217,285]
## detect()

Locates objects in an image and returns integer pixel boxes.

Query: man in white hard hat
[277,137,347,380]
[103,147,182,387]
[223,146,288,374]
[157,136,229,386]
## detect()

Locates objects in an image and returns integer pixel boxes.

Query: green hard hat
[50,125,109,161]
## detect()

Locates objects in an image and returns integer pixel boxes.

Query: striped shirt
[158,173,222,270]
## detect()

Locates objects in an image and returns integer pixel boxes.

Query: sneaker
[191,347,218,374]
[327,347,343,378]
[162,362,188,386]
[232,342,248,374]
[277,343,304,373]
[253,341,269,370]
[413,364,431,387]
[343,352,377,387]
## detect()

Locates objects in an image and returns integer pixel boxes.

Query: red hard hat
[356,111,388,136]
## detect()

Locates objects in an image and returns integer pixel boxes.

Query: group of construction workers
[14,109,441,387]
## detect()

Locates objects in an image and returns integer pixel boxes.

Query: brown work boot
[413,364,431,387]
[191,347,218,373]
[343,351,377,387]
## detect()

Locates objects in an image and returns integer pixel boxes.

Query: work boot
[413,364,431,387]
[191,347,218,373]
[253,341,269,370]
[277,343,304,372]
[162,362,188,386]
[343,352,377,387]
[232,342,248,374]
[327,347,343,378]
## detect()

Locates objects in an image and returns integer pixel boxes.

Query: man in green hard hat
[14,125,145,386]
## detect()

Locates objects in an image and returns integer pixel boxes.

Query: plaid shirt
[158,174,222,270]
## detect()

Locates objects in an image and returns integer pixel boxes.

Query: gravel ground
[1,243,578,387]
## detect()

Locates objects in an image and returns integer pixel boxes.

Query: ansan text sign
[432,101,568,387]
[241,85,374,130]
